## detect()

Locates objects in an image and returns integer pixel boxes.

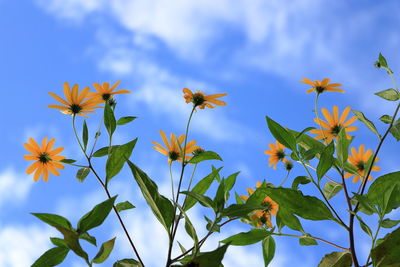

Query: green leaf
[50,237,68,248]
[77,196,117,233]
[276,208,304,233]
[104,103,116,137]
[106,139,137,182]
[59,159,76,164]
[299,235,318,246]
[188,243,229,267]
[117,116,137,125]
[181,191,216,211]
[214,179,226,212]
[235,192,244,204]
[113,258,142,267]
[291,176,311,190]
[378,53,389,68]
[389,118,400,141]
[336,128,351,169]
[323,182,343,200]
[262,236,275,267]
[31,213,73,231]
[176,204,199,255]
[76,167,90,182]
[221,229,271,245]
[356,215,373,237]
[289,129,325,155]
[127,161,174,233]
[220,203,261,218]
[352,110,381,139]
[184,167,222,211]
[379,115,393,124]
[352,193,376,215]
[367,172,400,215]
[32,246,69,267]
[92,237,116,264]
[295,127,316,139]
[318,251,352,267]
[92,145,119,157]
[317,142,335,182]
[266,116,296,151]
[371,227,400,267]
[381,219,400,229]
[188,151,222,164]
[79,232,97,246]
[57,227,88,261]
[375,88,400,101]
[82,120,88,152]
[116,201,135,212]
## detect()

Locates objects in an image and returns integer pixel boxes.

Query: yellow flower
[48,82,103,117]
[89,80,131,102]
[344,145,380,183]
[183,88,227,109]
[24,137,65,182]
[300,78,344,94]
[151,130,200,164]
[310,106,357,143]
[240,181,278,228]
[264,140,287,170]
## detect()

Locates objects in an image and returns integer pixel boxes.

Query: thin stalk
[89,115,104,157]
[365,217,383,266]
[186,163,198,192]
[301,162,341,184]
[273,233,348,251]
[169,164,175,199]
[278,170,291,187]
[72,115,87,157]
[314,93,327,142]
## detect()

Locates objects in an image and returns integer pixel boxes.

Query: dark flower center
[331,124,342,136]
[261,201,272,213]
[168,151,180,161]
[69,104,82,114]
[260,214,268,224]
[102,93,111,101]
[38,153,50,163]
[285,160,293,171]
[192,93,205,106]
[315,86,325,93]
[276,150,285,160]
[357,161,365,171]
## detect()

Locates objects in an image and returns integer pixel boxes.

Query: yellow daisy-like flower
[24,137,65,182]
[240,181,279,228]
[48,82,103,117]
[151,130,200,164]
[89,80,131,102]
[344,145,380,183]
[300,78,344,94]
[310,106,357,144]
[264,140,288,170]
[183,88,227,109]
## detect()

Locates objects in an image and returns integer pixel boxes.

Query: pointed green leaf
[352,193,376,215]
[77,196,117,233]
[356,215,373,237]
[82,120,88,151]
[106,139,137,182]
[31,213,73,231]
[323,182,343,200]
[317,142,335,182]
[266,116,296,151]
[76,167,90,182]
[291,176,311,190]
[299,235,318,246]
[371,227,400,267]
[378,53,389,68]
[367,172,400,215]
[176,204,199,255]
[188,243,229,267]
[92,145,119,157]
[381,219,400,228]
[50,237,68,248]
[221,229,271,245]
[104,103,116,137]
[221,203,261,218]
[92,237,116,264]
[336,128,351,168]
[113,258,142,267]
[318,251,352,267]
[32,246,69,267]
[262,236,275,266]
[214,179,226,212]
[79,232,97,246]
[59,159,76,164]
[116,201,135,212]
[352,110,381,139]
[276,208,304,233]
[379,115,393,124]
[57,227,88,261]
[389,118,400,141]
[117,116,137,125]
[181,191,216,211]
[375,88,399,101]
[188,151,222,164]
[127,161,174,233]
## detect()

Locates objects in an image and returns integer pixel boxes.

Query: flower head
[183,88,227,109]
[240,181,278,228]
[89,80,131,103]
[309,106,357,144]
[344,145,380,183]
[48,82,103,117]
[300,78,344,94]
[264,140,288,170]
[151,130,200,164]
[24,137,65,182]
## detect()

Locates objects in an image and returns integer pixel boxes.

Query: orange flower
[89,80,131,102]
[310,106,357,144]
[24,137,65,182]
[264,141,287,170]
[300,78,344,94]
[240,181,278,228]
[48,82,103,117]
[183,88,227,109]
[345,145,380,183]
[151,130,200,164]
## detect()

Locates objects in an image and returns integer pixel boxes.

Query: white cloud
[0,169,33,208]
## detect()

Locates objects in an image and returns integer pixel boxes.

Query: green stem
[169,163,175,199]
[89,115,104,157]
[314,93,327,142]
[278,170,291,187]
[366,217,383,266]
[72,115,87,157]
[186,163,198,192]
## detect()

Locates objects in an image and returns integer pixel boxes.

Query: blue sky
[1,0,400,266]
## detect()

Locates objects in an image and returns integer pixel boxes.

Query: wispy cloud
[0,169,33,208]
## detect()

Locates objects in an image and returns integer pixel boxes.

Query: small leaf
[113,258,142,267]
[266,116,296,151]
[299,234,318,246]
[59,159,76,164]
[32,246,69,267]
[181,191,216,211]
[323,182,343,200]
[262,236,275,266]
[82,120,89,151]
[188,151,222,164]
[117,116,137,125]
[378,53,389,68]
[50,237,68,248]
[375,88,400,101]
[379,115,393,124]
[116,201,135,212]
[188,243,229,267]
[291,176,311,190]
[356,215,373,237]
[352,110,381,139]
[389,118,400,141]
[276,208,304,233]
[318,251,352,267]
[381,219,400,228]
[92,237,116,264]
[317,142,335,182]
[76,167,90,182]
[77,196,117,233]
[336,128,351,169]
[104,103,116,137]
[213,179,226,212]
[221,229,271,245]
[79,232,97,246]
[176,203,199,255]
[371,227,400,267]
[92,145,120,157]
[106,139,137,182]
[31,213,73,230]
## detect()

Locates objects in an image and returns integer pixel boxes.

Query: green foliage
[185,243,229,267]
[379,114,392,124]
[221,229,271,245]
[336,128,351,169]
[220,203,262,218]
[352,110,381,139]
[32,246,69,267]
[117,116,137,125]
[389,118,400,140]
[176,204,199,255]
[127,160,174,233]
[375,88,400,101]
[113,259,142,267]
[323,182,343,200]
[77,196,117,233]
[291,176,311,190]
[76,167,90,182]
[50,237,68,248]
[318,251,352,267]
[262,236,275,267]
[92,145,119,157]
[276,208,304,233]
[371,227,400,267]
[92,237,116,264]
[317,142,335,182]
[299,235,318,246]
[106,139,137,182]
[266,116,296,151]
[381,219,400,229]
[116,201,136,212]
[60,158,76,164]
[355,215,373,238]
[188,151,222,164]
[181,191,216,211]
[82,120,88,152]
[79,232,97,246]
[104,103,116,137]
